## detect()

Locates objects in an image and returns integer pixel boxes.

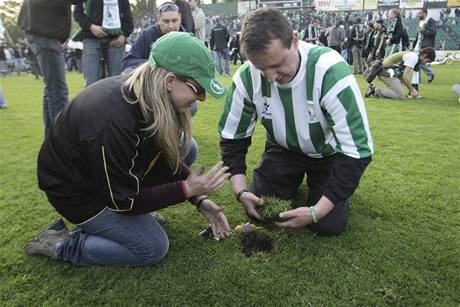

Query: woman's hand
[198,199,231,239]
[184,162,230,197]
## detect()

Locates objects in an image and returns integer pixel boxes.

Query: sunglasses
[158,2,179,13]
[177,76,206,96]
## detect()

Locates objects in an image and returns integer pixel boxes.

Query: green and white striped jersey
[218,41,373,159]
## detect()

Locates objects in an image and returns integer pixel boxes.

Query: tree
[0,0,24,44]
[131,0,156,22]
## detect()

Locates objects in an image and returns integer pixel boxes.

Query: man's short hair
[355,17,362,24]
[240,8,293,57]
[421,47,436,62]
[421,8,428,15]
[375,19,384,24]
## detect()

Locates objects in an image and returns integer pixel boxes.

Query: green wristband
[309,206,318,224]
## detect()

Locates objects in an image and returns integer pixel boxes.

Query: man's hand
[239,191,264,220]
[90,24,107,38]
[275,207,312,228]
[110,35,126,47]
[198,199,231,239]
[184,162,230,197]
[410,87,419,98]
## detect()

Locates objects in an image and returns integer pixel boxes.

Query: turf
[0,63,459,306]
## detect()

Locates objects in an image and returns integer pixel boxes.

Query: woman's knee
[136,232,169,266]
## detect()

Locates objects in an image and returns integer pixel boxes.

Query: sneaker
[224,73,231,77]
[25,219,69,258]
[427,75,434,83]
[365,84,376,98]
[407,95,423,100]
[151,212,167,225]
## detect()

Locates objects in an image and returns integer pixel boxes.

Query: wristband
[195,196,208,211]
[235,189,249,202]
[309,206,318,224]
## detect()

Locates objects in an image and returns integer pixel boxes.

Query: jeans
[214,48,230,75]
[180,137,198,167]
[419,63,434,80]
[82,38,124,87]
[55,208,169,266]
[26,33,69,133]
[0,87,7,107]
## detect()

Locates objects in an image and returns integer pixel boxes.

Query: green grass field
[1,63,459,306]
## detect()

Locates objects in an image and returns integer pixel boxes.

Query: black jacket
[210,23,230,51]
[413,18,437,49]
[121,24,186,72]
[38,75,190,224]
[17,0,77,43]
[175,0,195,34]
[388,17,404,45]
[73,0,133,39]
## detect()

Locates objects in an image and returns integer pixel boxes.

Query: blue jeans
[55,208,169,266]
[26,33,69,133]
[0,87,7,107]
[82,38,124,87]
[419,63,434,79]
[214,48,230,75]
[181,137,198,167]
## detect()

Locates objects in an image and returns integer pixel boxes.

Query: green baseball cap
[148,32,226,98]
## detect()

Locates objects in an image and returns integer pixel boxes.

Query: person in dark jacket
[172,0,195,33]
[384,8,404,57]
[17,0,77,133]
[122,2,184,72]
[74,0,134,87]
[25,32,230,267]
[413,8,437,83]
[210,16,231,76]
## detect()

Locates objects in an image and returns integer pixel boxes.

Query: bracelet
[195,196,208,211]
[235,189,249,202]
[309,206,318,224]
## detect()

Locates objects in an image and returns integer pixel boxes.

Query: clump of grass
[256,196,292,222]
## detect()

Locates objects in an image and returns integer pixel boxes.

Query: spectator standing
[18,0,76,133]
[210,16,231,77]
[172,0,195,33]
[25,46,42,79]
[362,22,375,66]
[0,44,8,76]
[384,8,404,57]
[74,0,134,87]
[372,19,386,61]
[188,0,205,42]
[303,19,319,44]
[413,8,437,83]
[327,21,346,54]
[229,33,244,65]
[13,43,25,75]
[350,17,365,74]
[0,84,7,109]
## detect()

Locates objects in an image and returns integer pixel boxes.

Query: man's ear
[292,31,299,49]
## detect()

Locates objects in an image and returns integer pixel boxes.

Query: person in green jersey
[365,47,435,100]
[218,9,374,236]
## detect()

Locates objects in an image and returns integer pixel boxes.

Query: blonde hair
[123,63,192,173]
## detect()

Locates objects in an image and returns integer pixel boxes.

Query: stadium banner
[377,0,400,9]
[314,0,336,11]
[447,0,459,7]
[315,0,366,10]
[424,0,448,7]
[364,0,379,9]
[400,0,424,8]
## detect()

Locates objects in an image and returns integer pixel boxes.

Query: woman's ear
[165,73,176,92]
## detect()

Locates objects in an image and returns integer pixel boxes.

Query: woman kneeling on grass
[25,32,231,266]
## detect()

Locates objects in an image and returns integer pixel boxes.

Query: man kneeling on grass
[25,33,231,267]
[219,9,373,236]
[365,47,435,100]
